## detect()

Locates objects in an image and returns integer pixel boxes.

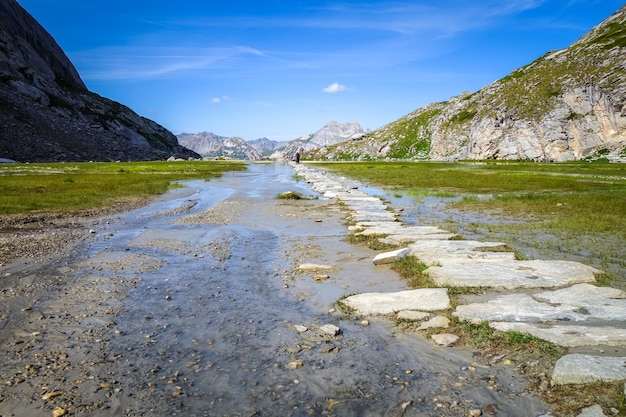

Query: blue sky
[17,0,625,141]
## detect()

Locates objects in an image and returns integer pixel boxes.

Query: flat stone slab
[454,294,589,323]
[351,221,403,229]
[356,225,449,236]
[418,252,517,266]
[409,240,508,252]
[352,211,397,222]
[490,322,626,347]
[378,233,458,245]
[426,260,599,289]
[455,284,626,325]
[533,284,626,321]
[372,247,411,265]
[551,354,626,385]
[409,240,512,265]
[342,288,450,315]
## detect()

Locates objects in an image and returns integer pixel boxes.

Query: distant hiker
[295,152,300,164]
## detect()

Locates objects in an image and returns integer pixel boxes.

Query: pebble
[293,324,308,333]
[319,324,340,336]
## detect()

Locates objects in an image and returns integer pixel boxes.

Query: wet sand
[0,162,551,416]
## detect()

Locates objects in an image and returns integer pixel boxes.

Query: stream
[0,162,551,417]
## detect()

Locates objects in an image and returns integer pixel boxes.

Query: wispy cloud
[175,1,547,36]
[76,46,264,80]
[322,82,348,93]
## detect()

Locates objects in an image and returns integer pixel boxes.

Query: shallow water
[0,162,551,416]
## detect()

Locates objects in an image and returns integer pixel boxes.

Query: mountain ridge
[307,5,626,162]
[178,121,364,160]
[0,0,199,162]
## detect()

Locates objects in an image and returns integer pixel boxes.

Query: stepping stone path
[291,163,626,391]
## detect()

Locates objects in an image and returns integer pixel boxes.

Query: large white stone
[352,212,397,222]
[409,240,511,265]
[490,322,626,347]
[426,260,599,289]
[532,284,626,321]
[342,288,450,315]
[418,252,517,266]
[378,233,458,245]
[454,294,588,323]
[372,248,411,265]
[356,225,449,236]
[551,354,626,385]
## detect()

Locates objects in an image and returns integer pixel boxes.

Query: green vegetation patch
[313,160,626,286]
[0,160,247,215]
[276,191,310,200]
[385,108,441,159]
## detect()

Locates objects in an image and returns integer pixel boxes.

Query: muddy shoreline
[0,164,554,416]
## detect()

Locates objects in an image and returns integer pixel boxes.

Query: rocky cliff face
[310,6,626,162]
[0,0,199,162]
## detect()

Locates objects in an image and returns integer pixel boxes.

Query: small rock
[359,320,370,326]
[468,409,482,417]
[286,359,303,370]
[52,406,67,417]
[293,325,308,333]
[576,404,607,417]
[319,324,340,336]
[417,315,450,330]
[431,333,460,347]
[298,263,333,271]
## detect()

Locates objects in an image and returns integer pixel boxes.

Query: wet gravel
[0,163,554,417]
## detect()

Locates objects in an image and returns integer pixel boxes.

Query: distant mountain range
[1,0,623,163]
[178,121,364,160]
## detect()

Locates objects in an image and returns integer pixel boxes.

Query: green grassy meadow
[0,160,247,215]
[311,160,626,288]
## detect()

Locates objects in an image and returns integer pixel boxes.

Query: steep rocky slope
[0,0,198,162]
[309,6,626,162]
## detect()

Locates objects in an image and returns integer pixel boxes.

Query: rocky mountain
[178,132,263,160]
[179,121,363,160]
[273,121,364,159]
[248,137,285,155]
[0,0,199,162]
[308,6,626,162]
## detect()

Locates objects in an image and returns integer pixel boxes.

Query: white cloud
[210,96,230,104]
[322,82,347,93]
